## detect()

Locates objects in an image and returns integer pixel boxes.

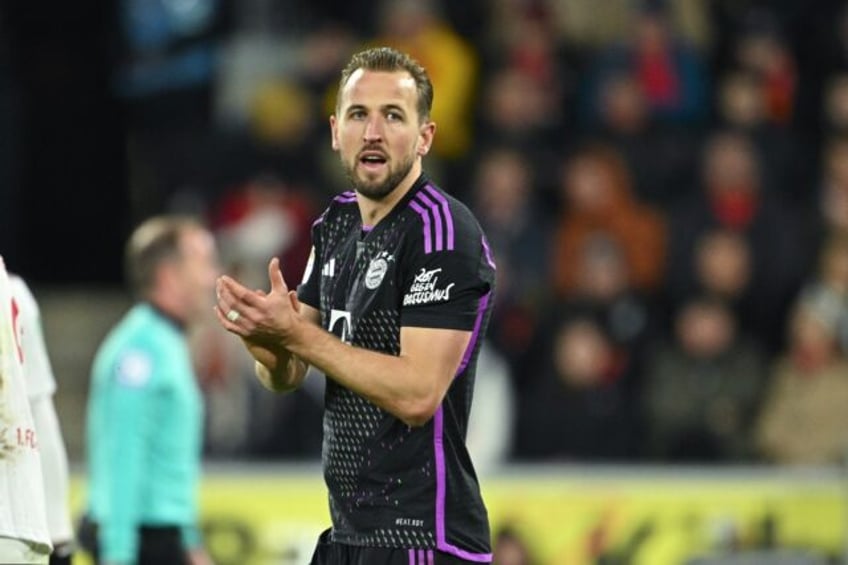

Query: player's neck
[357,163,422,227]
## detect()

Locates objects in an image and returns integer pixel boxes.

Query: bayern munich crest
[365,256,389,289]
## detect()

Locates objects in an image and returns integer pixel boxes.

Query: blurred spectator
[550,143,667,297]
[468,146,551,367]
[641,295,768,462]
[473,65,565,201]
[212,174,316,290]
[730,9,797,126]
[115,0,230,220]
[246,80,319,180]
[557,233,658,387]
[715,69,810,203]
[665,130,810,352]
[756,295,848,465]
[580,1,709,127]
[672,228,772,353]
[213,13,357,200]
[816,135,848,242]
[796,233,848,356]
[515,312,639,461]
[692,229,752,305]
[822,72,848,138]
[550,0,712,51]
[592,69,701,206]
[480,0,583,138]
[365,0,478,166]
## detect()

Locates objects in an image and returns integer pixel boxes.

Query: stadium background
[5,0,848,563]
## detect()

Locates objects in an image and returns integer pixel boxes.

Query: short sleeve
[10,275,57,399]
[400,215,494,331]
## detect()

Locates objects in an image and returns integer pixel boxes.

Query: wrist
[255,356,300,392]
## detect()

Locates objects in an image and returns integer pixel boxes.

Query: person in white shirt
[10,273,76,564]
[0,256,52,564]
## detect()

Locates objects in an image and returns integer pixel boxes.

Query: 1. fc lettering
[16,427,37,449]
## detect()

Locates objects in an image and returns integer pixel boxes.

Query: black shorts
[309,528,488,565]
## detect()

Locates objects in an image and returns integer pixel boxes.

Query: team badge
[365,258,388,289]
[116,350,153,388]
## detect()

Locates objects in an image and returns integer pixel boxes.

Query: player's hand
[215,258,301,348]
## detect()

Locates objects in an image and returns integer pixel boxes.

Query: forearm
[286,321,440,426]
[254,352,308,393]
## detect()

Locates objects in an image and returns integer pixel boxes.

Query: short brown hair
[124,215,205,298]
[337,46,434,122]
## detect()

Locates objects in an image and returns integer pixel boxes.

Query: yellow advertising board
[69,465,847,565]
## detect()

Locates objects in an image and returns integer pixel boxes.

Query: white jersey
[9,276,56,399]
[0,257,52,552]
[10,273,74,545]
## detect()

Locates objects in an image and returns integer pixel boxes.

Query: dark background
[2,0,846,286]
[1,2,129,285]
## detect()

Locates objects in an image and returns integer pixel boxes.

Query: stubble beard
[343,152,416,201]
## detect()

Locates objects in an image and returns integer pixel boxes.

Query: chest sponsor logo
[403,267,455,306]
[364,252,393,290]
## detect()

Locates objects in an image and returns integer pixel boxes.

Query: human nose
[363,115,384,143]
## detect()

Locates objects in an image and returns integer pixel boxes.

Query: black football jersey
[298,174,496,560]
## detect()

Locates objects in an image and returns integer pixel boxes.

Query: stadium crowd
[9,0,848,468]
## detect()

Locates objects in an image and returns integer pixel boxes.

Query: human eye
[386,110,404,122]
[348,108,366,120]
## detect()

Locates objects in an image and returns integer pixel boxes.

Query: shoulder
[9,274,38,317]
[95,306,182,387]
[314,191,359,230]
[404,182,486,248]
[98,306,179,364]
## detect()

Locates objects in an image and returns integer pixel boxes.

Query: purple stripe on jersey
[432,291,494,564]
[457,292,491,374]
[418,549,425,564]
[409,549,415,564]
[416,192,444,251]
[333,190,357,203]
[428,550,434,565]
[434,407,446,549]
[423,184,454,250]
[409,201,433,254]
[481,235,496,270]
[312,216,325,228]
[362,224,374,232]
[433,406,493,563]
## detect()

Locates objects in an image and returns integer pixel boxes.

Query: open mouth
[359,151,387,171]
